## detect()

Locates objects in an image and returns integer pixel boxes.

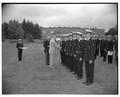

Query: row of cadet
[59,32,118,85]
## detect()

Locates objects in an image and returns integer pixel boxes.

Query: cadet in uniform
[61,35,69,68]
[107,37,114,64]
[43,37,50,65]
[16,39,24,61]
[95,38,100,59]
[114,35,118,66]
[100,38,105,57]
[102,38,108,62]
[83,31,96,85]
[60,38,65,65]
[76,34,85,79]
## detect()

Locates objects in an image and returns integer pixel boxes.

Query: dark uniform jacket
[76,39,85,61]
[43,40,49,52]
[114,39,118,53]
[16,42,24,51]
[84,39,96,61]
[108,39,114,51]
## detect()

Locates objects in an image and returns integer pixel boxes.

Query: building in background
[41,27,105,39]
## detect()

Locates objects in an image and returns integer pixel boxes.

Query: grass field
[2,41,118,94]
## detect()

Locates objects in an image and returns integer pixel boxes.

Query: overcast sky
[2,4,117,31]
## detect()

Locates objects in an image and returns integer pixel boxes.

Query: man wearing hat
[16,39,24,61]
[114,35,118,66]
[107,36,114,64]
[83,30,96,85]
[43,36,50,65]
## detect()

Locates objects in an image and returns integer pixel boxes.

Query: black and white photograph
[2,2,118,94]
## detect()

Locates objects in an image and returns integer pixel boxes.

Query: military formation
[60,31,96,85]
[41,30,118,86]
[17,30,118,86]
[59,31,118,85]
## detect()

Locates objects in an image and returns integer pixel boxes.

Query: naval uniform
[84,39,96,84]
[43,39,50,65]
[16,42,24,61]
[76,39,85,79]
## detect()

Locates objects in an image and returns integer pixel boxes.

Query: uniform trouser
[116,55,118,66]
[63,53,66,66]
[85,61,94,83]
[68,55,72,70]
[45,51,49,65]
[73,58,77,74]
[96,48,99,56]
[65,54,68,67]
[77,60,83,78]
[71,56,74,72]
[100,49,104,57]
[103,51,107,62]
[108,55,113,64]
[115,52,118,66]
[60,51,63,64]
[18,50,23,61]
[72,57,76,73]
[62,53,65,65]
[50,53,55,67]
[95,48,99,59]
[65,54,68,68]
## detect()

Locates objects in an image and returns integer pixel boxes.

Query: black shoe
[103,60,106,62]
[83,81,88,84]
[85,82,93,85]
[85,82,91,85]
[77,77,82,80]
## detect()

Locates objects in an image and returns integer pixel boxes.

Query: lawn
[2,41,118,94]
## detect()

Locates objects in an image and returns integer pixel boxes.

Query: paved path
[2,43,118,94]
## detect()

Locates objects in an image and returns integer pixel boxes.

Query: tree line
[105,25,118,36]
[2,19,42,40]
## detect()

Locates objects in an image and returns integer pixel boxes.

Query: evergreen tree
[2,22,8,39]
[16,25,24,39]
[34,23,41,39]
[7,20,20,39]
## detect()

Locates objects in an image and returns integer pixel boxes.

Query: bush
[28,38,34,42]
[26,33,34,42]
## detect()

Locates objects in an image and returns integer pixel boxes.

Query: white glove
[79,58,82,61]
[89,60,93,64]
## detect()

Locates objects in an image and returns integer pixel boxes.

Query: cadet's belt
[64,50,66,52]
[76,51,82,53]
[79,58,82,61]
[74,54,76,57]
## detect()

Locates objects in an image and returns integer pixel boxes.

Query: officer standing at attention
[100,38,105,57]
[83,30,96,85]
[60,38,65,65]
[16,39,24,61]
[43,37,50,65]
[114,35,118,66]
[101,37,108,62]
[107,37,114,64]
[76,34,85,80]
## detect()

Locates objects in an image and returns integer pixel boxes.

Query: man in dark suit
[95,38,100,59]
[100,39,105,57]
[114,35,118,66]
[107,37,114,64]
[43,37,50,65]
[16,39,24,61]
[83,31,96,85]
[76,35,85,80]
[102,38,108,62]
